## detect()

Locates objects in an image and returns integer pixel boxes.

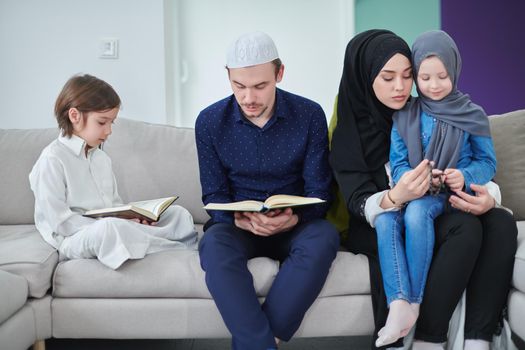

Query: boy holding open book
[195,31,339,350]
[29,74,197,270]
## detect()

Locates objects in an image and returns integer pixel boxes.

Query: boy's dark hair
[55,74,121,136]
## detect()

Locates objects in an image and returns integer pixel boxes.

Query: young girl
[29,74,197,269]
[374,30,497,347]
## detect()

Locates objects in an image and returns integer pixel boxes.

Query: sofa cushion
[508,289,525,342]
[0,270,28,323]
[105,118,209,225]
[513,222,525,293]
[319,251,370,297]
[52,250,278,298]
[490,109,525,220]
[53,250,370,298]
[0,127,56,224]
[0,304,36,350]
[0,225,58,298]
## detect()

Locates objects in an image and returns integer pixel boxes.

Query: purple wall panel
[441,0,525,115]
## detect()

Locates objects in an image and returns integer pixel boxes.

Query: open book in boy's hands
[203,194,325,213]
[83,196,178,222]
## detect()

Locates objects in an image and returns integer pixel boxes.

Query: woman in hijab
[329,29,517,350]
[374,29,502,348]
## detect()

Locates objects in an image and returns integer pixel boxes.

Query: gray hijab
[393,30,491,170]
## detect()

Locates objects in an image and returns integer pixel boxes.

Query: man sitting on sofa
[195,31,340,350]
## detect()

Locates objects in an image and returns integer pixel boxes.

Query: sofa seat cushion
[53,249,370,298]
[512,222,525,293]
[508,289,525,342]
[0,270,28,323]
[319,251,370,297]
[53,249,279,298]
[0,225,58,298]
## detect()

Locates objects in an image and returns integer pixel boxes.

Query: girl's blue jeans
[375,194,446,305]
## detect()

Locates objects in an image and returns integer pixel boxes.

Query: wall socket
[99,38,119,59]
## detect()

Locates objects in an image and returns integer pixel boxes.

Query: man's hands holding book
[234,208,299,236]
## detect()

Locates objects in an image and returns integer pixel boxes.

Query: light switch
[99,38,119,59]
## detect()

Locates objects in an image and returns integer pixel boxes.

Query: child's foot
[375,300,418,348]
[399,303,420,337]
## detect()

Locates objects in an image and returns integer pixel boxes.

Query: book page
[131,196,177,216]
[203,200,264,212]
[84,206,156,221]
[264,195,325,209]
[85,204,133,215]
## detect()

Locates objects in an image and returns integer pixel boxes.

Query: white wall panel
[172,0,354,127]
[0,0,354,129]
[0,0,167,129]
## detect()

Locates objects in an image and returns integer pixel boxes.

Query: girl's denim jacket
[390,111,497,194]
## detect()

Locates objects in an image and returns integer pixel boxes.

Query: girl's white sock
[375,300,418,347]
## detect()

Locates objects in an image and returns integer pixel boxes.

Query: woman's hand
[387,159,431,206]
[449,183,496,216]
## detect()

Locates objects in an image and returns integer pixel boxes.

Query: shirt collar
[58,133,93,157]
[233,88,287,125]
[272,88,288,120]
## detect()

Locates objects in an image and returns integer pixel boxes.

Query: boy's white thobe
[29,134,197,269]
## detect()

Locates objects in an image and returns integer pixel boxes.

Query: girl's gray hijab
[393,30,490,170]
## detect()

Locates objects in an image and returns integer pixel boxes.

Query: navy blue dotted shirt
[195,88,332,225]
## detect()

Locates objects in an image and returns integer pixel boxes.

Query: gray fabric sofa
[0,110,523,350]
[489,110,525,348]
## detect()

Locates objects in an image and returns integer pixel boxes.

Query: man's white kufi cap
[226,31,279,68]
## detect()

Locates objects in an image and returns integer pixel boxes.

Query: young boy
[30,74,197,269]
